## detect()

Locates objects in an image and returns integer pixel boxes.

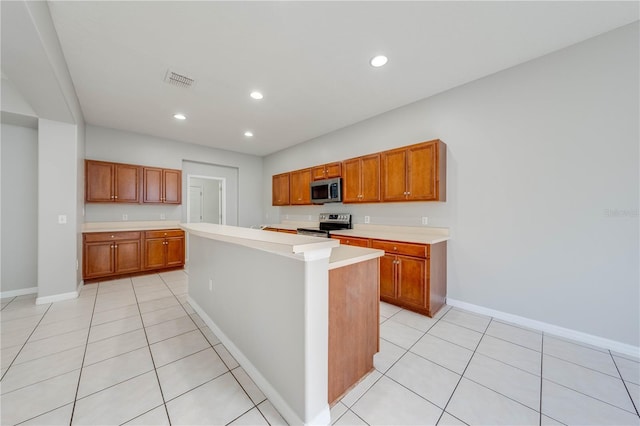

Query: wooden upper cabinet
[163,169,182,204]
[342,154,380,203]
[381,140,446,202]
[272,173,290,206]
[290,168,312,205]
[115,164,140,203]
[86,160,140,203]
[143,167,182,204]
[312,162,342,181]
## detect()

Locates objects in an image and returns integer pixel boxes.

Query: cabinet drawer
[332,236,370,247]
[370,240,428,258]
[84,232,141,243]
[145,229,184,239]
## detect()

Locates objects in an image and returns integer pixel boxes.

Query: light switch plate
[58,215,67,224]
[122,214,128,221]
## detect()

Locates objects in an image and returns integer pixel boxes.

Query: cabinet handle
[114,244,118,249]
[114,195,118,199]
[393,246,397,251]
[111,235,115,238]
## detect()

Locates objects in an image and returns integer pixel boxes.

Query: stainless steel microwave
[311,178,342,204]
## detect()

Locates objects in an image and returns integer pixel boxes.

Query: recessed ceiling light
[244,131,254,137]
[370,55,388,67]
[173,113,186,120]
[250,91,263,100]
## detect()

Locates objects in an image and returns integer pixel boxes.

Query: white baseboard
[187,296,324,426]
[447,298,640,358]
[36,290,79,305]
[0,287,38,298]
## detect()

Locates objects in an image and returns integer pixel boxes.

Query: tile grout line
[0,303,53,382]
[608,349,640,417]
[0,296,18,311]
[544,376,640,416]
[344,306,449,418]
[155,273,273,420]
[539,333,544,426]
[435,316,492,425]
[69,280,105,425]
[131,275,174,425]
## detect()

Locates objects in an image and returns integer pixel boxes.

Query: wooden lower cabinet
[143,230,185,270]
[83,232,142,279]
[83,229,184,281]
[372,239,446,317]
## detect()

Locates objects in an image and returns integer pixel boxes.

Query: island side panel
[429,241,447,315]
[187,234,328,424]
[328,257,380,404]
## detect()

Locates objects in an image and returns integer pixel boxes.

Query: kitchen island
[180,223,383,426]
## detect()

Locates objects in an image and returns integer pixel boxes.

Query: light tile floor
[0,271,638,425]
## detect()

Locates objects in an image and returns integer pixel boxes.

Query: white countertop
[331,224,449,244]
[264,223,450,245]
[181,222,338,258]
[328,245,384,270]
[83,220,182,233]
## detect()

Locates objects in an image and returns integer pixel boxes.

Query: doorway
[187,175,225,225]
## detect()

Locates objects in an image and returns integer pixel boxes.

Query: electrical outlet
[421,216,428,225]
[209,278,213,292]
[160,213,166,220]
[364,215,370,224]
[122,214,128,221]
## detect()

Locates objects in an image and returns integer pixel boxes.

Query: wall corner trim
[36,290,78,305]
[446,298,640,358]
[0,287,38,299]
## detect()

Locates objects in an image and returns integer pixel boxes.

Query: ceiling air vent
[164,69,194,88]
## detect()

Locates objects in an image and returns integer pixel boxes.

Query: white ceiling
[46,1,638,157]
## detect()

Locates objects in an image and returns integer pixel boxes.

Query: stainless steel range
[297,213,351,238]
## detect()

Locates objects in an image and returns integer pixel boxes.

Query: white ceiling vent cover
[164,69,195,88]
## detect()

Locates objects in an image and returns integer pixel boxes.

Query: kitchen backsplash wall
[263,23,640,347]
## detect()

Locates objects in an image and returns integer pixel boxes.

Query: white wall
[85,125,262,227]
[1,124,38,293]
[264,23,639,346]
[38,119,81,300]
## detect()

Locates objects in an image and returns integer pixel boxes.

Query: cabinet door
[272,173,290,206]
[325,162,342,178]
[360,154,381,202]
[290,169,312,205]
[379,254,397,300]
[396,255,427,309]
[407,142,437,201]
[381,149,407,201]
[163,169,182,204]
[114,240,141,274]
[143,168,163,203]
[166,236,185,267]
[84,241,114,279]
[342,158,362,203]
[86,161,114,202]
[114,164,139,203]
[312,166,327,181]
[144,238,166,269]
